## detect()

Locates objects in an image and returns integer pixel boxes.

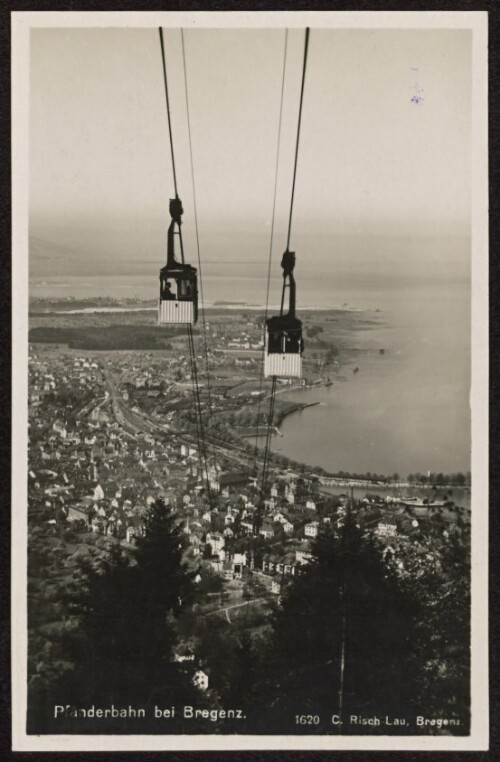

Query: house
[52,419,67,439]
[91,516,103,533]
[273,511,287,524]
[271,577,284,595]
[240,519,253,533]
[181,443,198,458]
[174,646,195,663]
[193,669,209,691]
[93,483,105,501]
[296,549,313,565]
[208,468,221,492]
[206,531,225,555]
[233,552,247,567]
[261,555,273,573]
[283,520,294,534]
[232,561,244,579]
[304,521,319,538]
[259,521,274,540]
[67,504,92,526]
[376,521,398,538]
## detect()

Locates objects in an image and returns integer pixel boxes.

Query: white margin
[11,9,489,752]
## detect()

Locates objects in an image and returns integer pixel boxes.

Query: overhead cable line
[188,324,212,502]
[259,28,310,505]
[181,28,216,475]
[337,486,353,731]
[158,26,210,497]
[159,27,179,199]
[286,26,310,252]
[253,29,289,478]
[259,375,277,504]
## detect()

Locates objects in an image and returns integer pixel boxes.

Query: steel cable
[252,29,289,477]
[258,28,310,504]
[158,26,211,502]
[181,29,216,475]
[159,27,179,199]
[286,27,310,252]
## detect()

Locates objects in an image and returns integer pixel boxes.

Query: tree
[203,542,213,559]
[247,519,421,734]
[195,568,223,596]
[387,519,471,726]
[28,500,201,733]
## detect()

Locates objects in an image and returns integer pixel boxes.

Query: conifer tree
[388,514,471,726]
[248,519,420,733]
[28,500,201,733]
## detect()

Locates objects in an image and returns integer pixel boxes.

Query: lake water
[30,266,471,477]
[268,280,471,476]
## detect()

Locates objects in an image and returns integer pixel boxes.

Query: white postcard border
[11,9,489,752]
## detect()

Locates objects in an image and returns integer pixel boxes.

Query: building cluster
[29,351,103,408]
[29,348,205,543]
[29,348,342,596]
[29,343,467,609]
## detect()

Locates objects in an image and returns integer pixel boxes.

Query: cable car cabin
[264,249,304,379]
[159,264,198,325]
[265,314,303,378]
[158,196,198,325]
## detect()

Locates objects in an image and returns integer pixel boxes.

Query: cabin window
[268,331,284,353]
[178,279,194,298]
[161,278,177,299]
[284,332,301,353]
[268,329,301,354]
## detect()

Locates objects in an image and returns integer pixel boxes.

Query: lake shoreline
[29,278,470,477]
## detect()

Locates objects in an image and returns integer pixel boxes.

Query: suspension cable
[258,28,310,500]
[337,486,353,729]
[158,27,211,502]
[286,27,310,252]
[159,27,179,198]
[252,29,289,477]
[181,28,216,473]
[188,325,212,504]
[186,328,203,466]
[260,376,277,502]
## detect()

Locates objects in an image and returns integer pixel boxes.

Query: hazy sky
[29,26,471,277]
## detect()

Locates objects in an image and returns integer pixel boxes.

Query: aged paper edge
[11,9,489,752]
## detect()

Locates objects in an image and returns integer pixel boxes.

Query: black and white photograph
[11,9,488,752]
